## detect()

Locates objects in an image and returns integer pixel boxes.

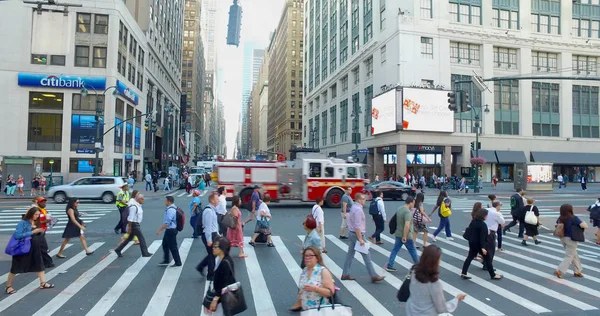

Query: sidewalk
[431,182,600,195]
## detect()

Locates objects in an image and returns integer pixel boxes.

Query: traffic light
[144,119,149,131]
[151,120,158,133]
[470,141,475,150]
[447,92,457,111]
[460,92,471,112]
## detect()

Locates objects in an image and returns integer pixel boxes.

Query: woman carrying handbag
[554,204,588,279]
[5,206,54,294]
[204,237,247,315]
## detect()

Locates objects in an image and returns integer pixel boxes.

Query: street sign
[76,148,95,154]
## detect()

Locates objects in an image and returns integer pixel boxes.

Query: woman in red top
[492,175,498,190]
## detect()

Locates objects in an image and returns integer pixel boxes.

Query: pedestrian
[35,197,55,268]
[16,175,24,196]
[6,175,16,196]
[189,189,202,238]
[203,237,236,315]
[244,185,261,225]
[339,187,353,239]
[31,175,39,196]
[492,175,498,190]
[152,173,159,192]
[341,193,385,282]
[145,173,152,191]
[503,189,525,237]
[368,191,386,245]
[522,198,542,246]
[300,216,322,269]
[590,198,600,245]
[406,245,466,316]
[554,204,588,279]
[5,206,54,294]
[288,246,335,312]
[56,199,94,258]
[460,208,502,280]
[374,174,380,182]
[114,184,130,235]
[429,191,453,241]
[581,174,588,191]
[40,175,46,195]
[487,195,503,251]
[311,197,326,253]
[558,174,564,190]
[186,174,193,193]
[120,190,140,246]
[163,176,171,191]
[412,193,431,249]
[249,195,275,247]
[226,196,247,258]
[482,201,504,271]
[216,186,228,236]
[156,196,182,267]
[386,196,419,272]
[128,174,135,189]
[114,194,152,258]
[197,192,221,280]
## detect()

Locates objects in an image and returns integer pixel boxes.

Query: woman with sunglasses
[289,246,335,312]
[204,237,236,315]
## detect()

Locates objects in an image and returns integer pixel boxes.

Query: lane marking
[86,240,162,316]
[243,236,277,316]
[271,236,302,287]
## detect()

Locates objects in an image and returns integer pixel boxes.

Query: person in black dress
[460,209,502,280]
[5,206,54,294]
[56,199,94,258]
[522,197,542,246]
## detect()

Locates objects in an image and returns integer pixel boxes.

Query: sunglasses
[303,254,316,259]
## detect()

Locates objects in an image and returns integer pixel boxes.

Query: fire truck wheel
[325,188,344,208]
[240,188,254,210]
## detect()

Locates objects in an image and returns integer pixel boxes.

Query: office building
[252,46,270,153]
[201,0,219,157]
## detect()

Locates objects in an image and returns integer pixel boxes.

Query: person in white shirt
[145,173,152,191]
[557,174,564,190]
[249,195,274,247]
[163,177,171,191]
[114,194,152,258]
[482,201,505,271]
[369,191,386,245]
[216,186,228,235]
[197,192,221,280]
[312,198,326,253]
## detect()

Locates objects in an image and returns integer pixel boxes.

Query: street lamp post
[48,159,54,188]
[472,104,490,193]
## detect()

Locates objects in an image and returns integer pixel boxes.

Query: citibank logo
[40,75,85,88]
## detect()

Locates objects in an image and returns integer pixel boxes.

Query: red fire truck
[216,153,366,208]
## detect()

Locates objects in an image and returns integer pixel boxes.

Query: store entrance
[407,165,442,180]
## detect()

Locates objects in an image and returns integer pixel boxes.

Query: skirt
[413,222,428,233]
[11,234,45,274]
[62,220,82,239]
[524,223,539,237]
[593,219,600,228]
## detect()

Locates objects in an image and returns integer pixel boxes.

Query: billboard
[125,123,133,148]
[114,118,123,146]
[527,164,553,183]
[135,126,141,149]
[71,115,103,144]
[371,89,400,135]
[401,88,454,133]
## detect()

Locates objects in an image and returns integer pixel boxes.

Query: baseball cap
[36,197,47,203]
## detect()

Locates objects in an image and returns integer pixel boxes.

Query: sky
[216,0,285,158]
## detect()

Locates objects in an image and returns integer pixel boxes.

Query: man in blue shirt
[156,196,182,267]
[245,185,261,225]
[196,192,220,280]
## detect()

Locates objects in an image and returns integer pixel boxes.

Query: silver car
[47,176,128,204]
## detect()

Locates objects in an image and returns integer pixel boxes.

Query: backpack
[197,206,212,231]
[589,204,600,221]
[510,195,517,209]
[175,207,185,232]
[389,214,398,234]
[369,200,379,216]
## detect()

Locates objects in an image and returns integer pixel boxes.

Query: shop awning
[471,150,498,164]
[495,150,527,164]
[531,151,600,165]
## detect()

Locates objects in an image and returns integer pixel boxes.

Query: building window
[72,94,105,111]
[365,57,373,78]
[330,105,337,144]
[75,45,90,67]
[450,42,480,65]
[420,0,432,19]
[381,45,386,64]
[364,85,373,136]
[380,0,386,30]
[322,110,328,146]
[92,47,107,68]
[420,37,433,59]
[94,15,109,34]
[76,13,91,33]
[532,51,558,73]
[532,82,560,137]
[331,84,337,98]
[573,18,600,38]
[341,76,348,92]
[352,67,359,85]
[572,85,600,138]
[493,9,519,29]
[50,55,66,66]
[340,99,348,141]
[531,14,560,34]
[494,80,519,135]
[451,74,481,133]
[493,47,518,69]
[31,54,47,65]
[449,1,482,25]
[28,92,63,151]
[572,55,597,76]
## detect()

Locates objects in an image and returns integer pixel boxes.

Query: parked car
[363,181,417,201]
[47,176,128,204]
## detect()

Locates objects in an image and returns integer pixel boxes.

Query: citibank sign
[18,73,107,90]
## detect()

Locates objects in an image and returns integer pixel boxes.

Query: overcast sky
[216,0,285,158]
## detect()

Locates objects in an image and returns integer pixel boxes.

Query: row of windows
[76,13,108,34]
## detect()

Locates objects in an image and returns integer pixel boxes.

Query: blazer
[213,255,236,297]
[467,219,488,249]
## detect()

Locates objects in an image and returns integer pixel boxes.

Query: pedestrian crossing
[0,206,115,234]
[150,189,209,199]
[428,196,560,220]
[1,228,600,315]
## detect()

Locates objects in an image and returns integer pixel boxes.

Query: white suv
[47,176,128,204]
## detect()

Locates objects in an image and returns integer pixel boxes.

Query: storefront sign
[125,154,133,160]
[418,146,436,151]
[116,80,139,105]
[18,73,106,90]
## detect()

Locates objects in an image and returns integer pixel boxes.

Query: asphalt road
[0,188,599,315]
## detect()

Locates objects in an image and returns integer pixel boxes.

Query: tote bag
[5,234,31,256]
[524,206,538,225]
[301,289,352,316]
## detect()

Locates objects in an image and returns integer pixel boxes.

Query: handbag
[571,219,586,242]
[220,260,247,315]
[5,234,32,256]
[553,222,565,237]
[462,221,473,240]
[301,289,352,316]
[524,206,538,225]
[258,216,270,229]
[440,199,452,217]
[222,211,237,229]
[202,281,216,309]
[397,266,414,302]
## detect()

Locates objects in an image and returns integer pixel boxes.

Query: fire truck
[216,152,366,208]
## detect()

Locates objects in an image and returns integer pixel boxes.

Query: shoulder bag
[301,288,352,316]
[571,218,586,242]
[5,234,31,256]
[202,281,216,310]
[524,206,538,225]
[553,222,565,237]
[222,210,237,229]
[220,259,248,316]
[397,266,415,302]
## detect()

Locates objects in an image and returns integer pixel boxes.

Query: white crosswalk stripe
[429,196,560,219]
[0,206,115,233]
[3,231,600,315]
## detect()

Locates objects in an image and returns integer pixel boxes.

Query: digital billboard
[114,118,123,146]
[401,88,454,133]
[125,123,133,148]
[77,160,94,173]
[135,126,141,149]
[527,164,553,183]
[71,115,103,144]
[371,89,400,135]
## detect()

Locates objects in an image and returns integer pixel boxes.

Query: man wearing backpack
[197,192,221,280]
[385,196,419,272]
[503,189,525,237]
[156,196,182,267]
[368,191,386,245]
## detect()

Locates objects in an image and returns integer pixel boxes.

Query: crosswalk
[437,196,560,220]
[0,205,115,234]
[150,189,209,199]
[1,227,600,315]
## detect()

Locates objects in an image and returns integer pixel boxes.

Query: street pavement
[0,189,598,315]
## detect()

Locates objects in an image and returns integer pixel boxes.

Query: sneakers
[340,275,356,280]
[385,266,398,272]
[446,237,454,241]
[431,236,437,242]
[158,261,170,266]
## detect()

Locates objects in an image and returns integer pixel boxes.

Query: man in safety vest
[114,183,130,234]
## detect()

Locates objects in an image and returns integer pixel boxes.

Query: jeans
[433,216,452,238]
[162,229,181,265]
[198,232,219,279]
[387,237,419,268]
[146,181,152,191]
[116,223,151,256]
[342,232,377,278]
[190,215,199,238]
[497,228,503,248]
[370,214,384,242]
[164,183,171,191]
